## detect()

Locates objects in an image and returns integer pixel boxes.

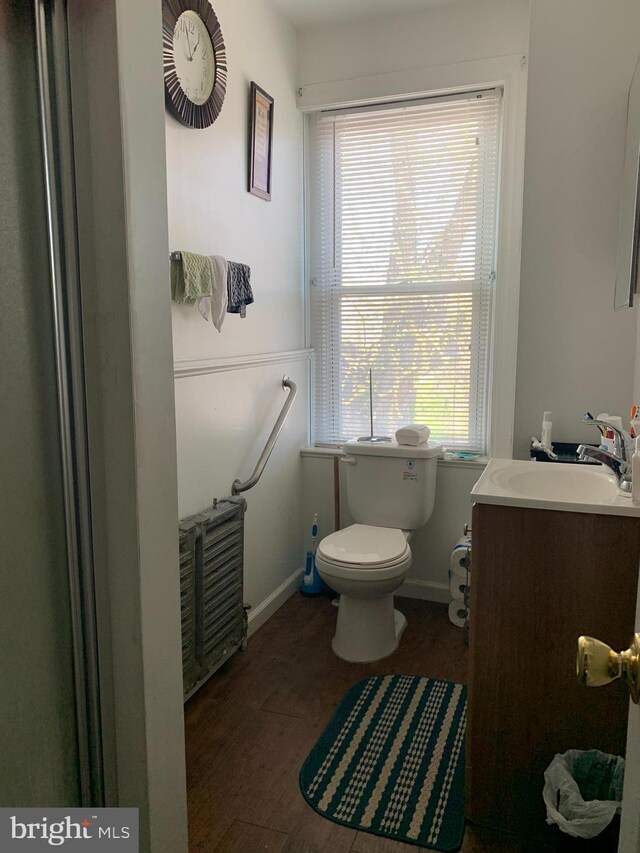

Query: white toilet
[315,439,441,662]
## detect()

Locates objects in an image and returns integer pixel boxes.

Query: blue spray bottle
[300,513,323,596]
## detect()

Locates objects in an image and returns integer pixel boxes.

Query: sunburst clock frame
[162,0,227,129]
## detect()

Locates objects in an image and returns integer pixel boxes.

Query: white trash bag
[543,749,625,839]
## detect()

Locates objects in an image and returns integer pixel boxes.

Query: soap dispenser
[541,412,553,448]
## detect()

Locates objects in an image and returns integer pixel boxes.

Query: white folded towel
[198,255,228,331]
[395,424,431,446]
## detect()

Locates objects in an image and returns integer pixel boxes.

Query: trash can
[543,749,625,839]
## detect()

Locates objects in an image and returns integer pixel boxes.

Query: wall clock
[162,0,227,129]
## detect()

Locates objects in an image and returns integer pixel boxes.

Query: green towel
[171,251,214,304]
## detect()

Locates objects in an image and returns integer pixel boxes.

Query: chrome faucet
[579,413,633,492]
[581,413,633,464]
[576,445,632,492]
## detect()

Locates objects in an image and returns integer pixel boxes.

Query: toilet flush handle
[340,455,357,465]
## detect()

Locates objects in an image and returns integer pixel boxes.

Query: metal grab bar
[231,376,297,495]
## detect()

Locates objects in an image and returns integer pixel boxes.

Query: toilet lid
[317,524,409,567]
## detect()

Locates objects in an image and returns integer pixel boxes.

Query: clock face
[162,1,227,129]
[173,11,215,106]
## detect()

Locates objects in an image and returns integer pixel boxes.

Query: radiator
[178,520,198,695]
[179,497,248,700]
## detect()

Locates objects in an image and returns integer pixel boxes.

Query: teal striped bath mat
[299,675,466,851]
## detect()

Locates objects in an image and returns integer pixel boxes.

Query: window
[309,90,501,450]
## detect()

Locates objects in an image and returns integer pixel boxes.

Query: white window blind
[310,90,501,450]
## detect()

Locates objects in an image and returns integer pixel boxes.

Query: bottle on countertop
[541,411,553,449]
[596,413,623,455]
[632,436,640,505]
[601,429,617,455]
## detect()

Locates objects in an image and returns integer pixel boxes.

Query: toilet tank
[342,439,441,530]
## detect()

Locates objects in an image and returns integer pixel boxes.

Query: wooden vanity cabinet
[467,502,640,839]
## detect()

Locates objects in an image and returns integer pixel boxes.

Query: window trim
[300,54,528,458]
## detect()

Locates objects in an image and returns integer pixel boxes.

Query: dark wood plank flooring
[185,594,617,852]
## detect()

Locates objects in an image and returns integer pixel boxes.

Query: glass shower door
[0,0,102,806]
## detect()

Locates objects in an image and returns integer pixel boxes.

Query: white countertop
[471,457,640,517]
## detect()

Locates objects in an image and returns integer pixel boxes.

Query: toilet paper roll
[449,565,471,588]
[449,599,468,628]
[449,573,469,602]
[450,538,471,578]
[450,550,470,580]
[450,551,471,584]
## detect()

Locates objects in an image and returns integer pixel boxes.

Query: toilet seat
[316,524,411,582]
[318,523,408,565]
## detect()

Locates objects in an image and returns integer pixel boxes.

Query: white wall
[175,355,309,619]
[297,0,530,88]
[167,0,303,363]
[297,0,528,594]
[166,0,307,620]
[514,0,640,458]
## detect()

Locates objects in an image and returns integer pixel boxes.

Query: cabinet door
[466,503,639,839]
[618,580,640,851]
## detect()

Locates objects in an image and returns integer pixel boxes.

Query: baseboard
[247,572,448,635]
[398,578,450,604]
[247,567,303,637]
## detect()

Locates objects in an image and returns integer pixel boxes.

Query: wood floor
[185,594,618,852]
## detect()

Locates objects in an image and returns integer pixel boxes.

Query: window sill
[299,446,489,469]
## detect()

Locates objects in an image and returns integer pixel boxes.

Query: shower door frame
[34,0,108,806]
[51,0,189,845]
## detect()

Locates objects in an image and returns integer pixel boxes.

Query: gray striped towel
[227,262,253,317]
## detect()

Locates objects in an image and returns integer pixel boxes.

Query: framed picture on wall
[249,82,274,201]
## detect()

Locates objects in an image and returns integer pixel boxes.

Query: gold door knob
[577,634,640,704]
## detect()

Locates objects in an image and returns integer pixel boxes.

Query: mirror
[615,56,640,309]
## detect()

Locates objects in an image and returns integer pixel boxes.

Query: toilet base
[331,593,407,663]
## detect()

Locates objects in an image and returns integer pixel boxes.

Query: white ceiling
[272,0,463,30]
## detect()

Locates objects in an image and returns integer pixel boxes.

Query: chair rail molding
[174,348,313,379]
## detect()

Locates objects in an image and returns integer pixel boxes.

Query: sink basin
[471,458,640,516]
[492,462,619,502]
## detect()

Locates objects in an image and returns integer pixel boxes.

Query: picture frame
[248,82,274,201]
